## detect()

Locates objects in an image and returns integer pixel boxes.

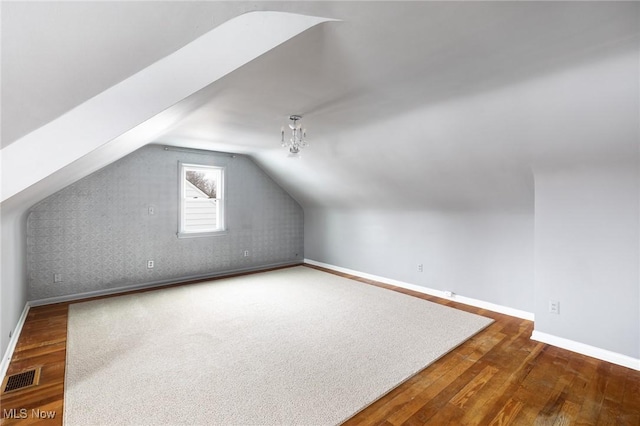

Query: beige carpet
[64,266,493,425]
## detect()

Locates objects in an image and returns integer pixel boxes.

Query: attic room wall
[534,165,639,359]
[528,37,639,361]
[305,209,534,313]
[1,205,28,366]
[26,144,303,301]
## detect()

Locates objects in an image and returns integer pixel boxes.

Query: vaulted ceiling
[2,1,638,212]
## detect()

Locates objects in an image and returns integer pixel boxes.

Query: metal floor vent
[2,367,41,393]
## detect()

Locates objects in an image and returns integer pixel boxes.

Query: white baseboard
[304,259,534,321]
[29,261,301,307]
[1,302,31,380]
[303,260,639,371]
[531,330,640,371]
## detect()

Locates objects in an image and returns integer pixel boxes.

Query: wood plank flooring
[1,265,639,425]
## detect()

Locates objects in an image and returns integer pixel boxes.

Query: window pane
[184,198,218,231]
[185,170,217,198]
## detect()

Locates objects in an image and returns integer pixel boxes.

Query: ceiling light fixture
[281,115,307,157]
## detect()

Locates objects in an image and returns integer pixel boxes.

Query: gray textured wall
[27,145,303,300]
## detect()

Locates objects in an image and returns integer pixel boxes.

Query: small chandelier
[281,115,307,156]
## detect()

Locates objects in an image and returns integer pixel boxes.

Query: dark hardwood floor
[1,264,639,425]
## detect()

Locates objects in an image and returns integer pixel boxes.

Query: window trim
[177,162,226,238]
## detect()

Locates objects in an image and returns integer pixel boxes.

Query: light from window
[179,163,224,236]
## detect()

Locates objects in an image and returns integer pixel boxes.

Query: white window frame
[178,162,226,238]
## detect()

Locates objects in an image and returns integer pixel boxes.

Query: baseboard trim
[1,302,31,380]
[531,330,640,371]
[304,259,534,321]
[30,261,301,307]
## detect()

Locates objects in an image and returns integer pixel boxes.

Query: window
[179,163,225,237]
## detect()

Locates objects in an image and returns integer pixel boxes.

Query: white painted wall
[534,165,639,359]
[0,200,28,369]
[305,208,534,313]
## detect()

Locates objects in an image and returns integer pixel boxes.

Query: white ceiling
[2,1,638,212]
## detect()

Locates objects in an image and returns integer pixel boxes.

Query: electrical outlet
[147,260,154,269]
[54,273,63,283]
[243,250,249,257]
[549,300,560,314]
[417,264,423,272]
[148,205,155,215]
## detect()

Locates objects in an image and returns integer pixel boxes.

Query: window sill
[177,230,228,239]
